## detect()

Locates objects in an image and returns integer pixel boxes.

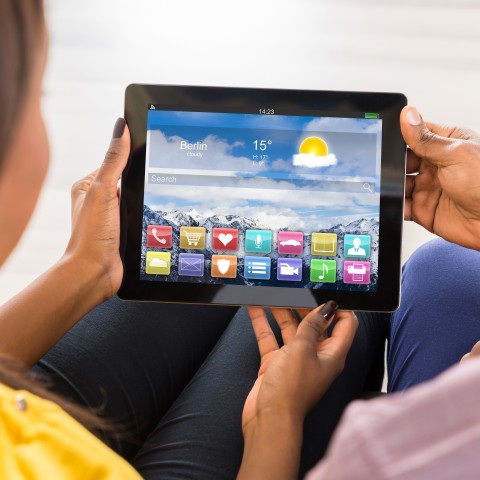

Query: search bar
[148,173,376,194]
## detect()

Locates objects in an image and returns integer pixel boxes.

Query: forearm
[238,415,303,480]
[0,254,109,367]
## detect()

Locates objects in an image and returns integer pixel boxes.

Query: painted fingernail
[406,107,423,126]
[112,118,126,139]
[318,300,338,320]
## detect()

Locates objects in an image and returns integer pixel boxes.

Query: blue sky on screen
[144,110,381,230]
[147,110,381,178]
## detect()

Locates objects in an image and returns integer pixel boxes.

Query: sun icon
[299,136,329,157]
[293,136,336,168]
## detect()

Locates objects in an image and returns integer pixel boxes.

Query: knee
[402,238,480,295]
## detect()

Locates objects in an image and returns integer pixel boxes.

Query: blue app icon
[245,230,272,253]
[344,234,371,258]
[244,256,271,280]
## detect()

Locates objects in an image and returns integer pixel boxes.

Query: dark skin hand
[238,108,480,479]
[401,106,480,250]
[238,303,358,480]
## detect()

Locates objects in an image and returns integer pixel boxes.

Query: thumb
[400,106,456,167]
[95,118,130,185]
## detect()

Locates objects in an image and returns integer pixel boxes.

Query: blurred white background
[1,0,479,303]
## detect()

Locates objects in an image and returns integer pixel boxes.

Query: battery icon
[365,113,379,119]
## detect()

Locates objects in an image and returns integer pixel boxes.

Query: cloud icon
[292,153,337,168]
[292,136,338,168]
[149,257,168,267]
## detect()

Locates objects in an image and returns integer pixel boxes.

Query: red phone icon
[147,225,172,248]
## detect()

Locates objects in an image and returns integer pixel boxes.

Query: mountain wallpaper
[140,205,379,292]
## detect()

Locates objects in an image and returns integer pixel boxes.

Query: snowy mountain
[141,205,379,291]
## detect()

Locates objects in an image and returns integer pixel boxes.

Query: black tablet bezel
[119,84,406,311]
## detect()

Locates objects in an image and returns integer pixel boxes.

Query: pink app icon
[343,261,371,284]
[278,231,304,255]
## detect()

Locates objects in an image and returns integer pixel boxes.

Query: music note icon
[318,263,328,280]
[310,259,337,283]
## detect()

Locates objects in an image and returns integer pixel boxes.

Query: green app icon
[310,259,337,283]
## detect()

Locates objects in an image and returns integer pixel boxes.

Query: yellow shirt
[0,382,142,479]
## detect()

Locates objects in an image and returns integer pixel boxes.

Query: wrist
[239,412,303,480]
[243,407,303,441]
[58,252,113,305]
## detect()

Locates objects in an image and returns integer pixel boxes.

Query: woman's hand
[401,106,480,250]
[238,302,357,480]
[0,119,130,366]
[64,118,130,300]
[243,301,357,430]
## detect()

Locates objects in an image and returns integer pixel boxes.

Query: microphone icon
[255,234,263,249]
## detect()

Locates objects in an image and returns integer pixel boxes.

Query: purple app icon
[277,258,303,281]
[343,261,371,284]
[278,231,304,255]
[178,253,204,277]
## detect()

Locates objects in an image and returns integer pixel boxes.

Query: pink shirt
[307,357,480,479]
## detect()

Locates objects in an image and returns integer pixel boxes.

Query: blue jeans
[35,301,387,479]
[388,238,480,391]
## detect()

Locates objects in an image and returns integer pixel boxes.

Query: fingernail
[317,300,338,321]
[112,118,126,139]
[406,107,423,126]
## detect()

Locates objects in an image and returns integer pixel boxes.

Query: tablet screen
[141,106,382,292]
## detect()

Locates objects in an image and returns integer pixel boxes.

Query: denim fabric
[35,298,387,479]
[388,238,480,392]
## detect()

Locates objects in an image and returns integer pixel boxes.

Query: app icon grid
[145,226,373,285]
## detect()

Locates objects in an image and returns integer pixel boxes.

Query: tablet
[119,84,406,311]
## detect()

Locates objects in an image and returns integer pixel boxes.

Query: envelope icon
[178,253,204,277]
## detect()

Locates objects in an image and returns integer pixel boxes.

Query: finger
[460,352,470,364]
[405,174,415,200]
[271,308,299,344]
[296,300,338,344]
[404,198,412,221]
[295,308,312,319]
[425,122,477,141]
[400,106,459,168]
[406,148,420,174]
[295,309,329,343]
[71,169,99,197]
[470,340,480,357]
[247,307,279,358]
[70,169,100,218]
[95,118,131,186]
[295,308,328,343]
[319,310,358,361]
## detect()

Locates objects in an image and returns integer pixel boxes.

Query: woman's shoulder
[0,382,141,479]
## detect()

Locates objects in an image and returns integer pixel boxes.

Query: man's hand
[461,340,480,364]
[401,106,480,250]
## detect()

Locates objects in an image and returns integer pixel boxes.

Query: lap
[34,297,387,478]
[132,308,388,480]
[388,238,480,391]
[34,296,237,458]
